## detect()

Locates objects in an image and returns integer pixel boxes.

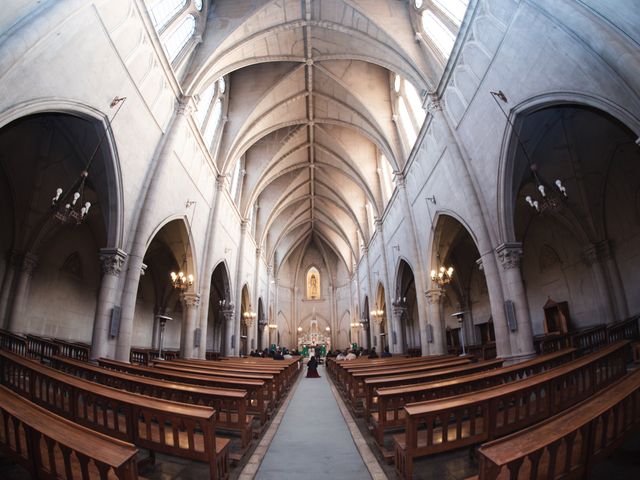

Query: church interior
[0,0,639,479]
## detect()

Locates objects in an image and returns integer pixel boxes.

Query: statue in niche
[307,267,320,299]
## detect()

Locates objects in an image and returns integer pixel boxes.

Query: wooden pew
[370,348,576,451]
[165,357,300,397]
[346,357,473,413]
[392,341,629,480]
[0,351,230,480]
[363,359,503,422]
[25,334,59,362]
[54,338,90,362]
[149,360,283,404]
[0,328,27,356]
[98,358,271,425]
[474,369,640,480]
[0,385,139,480]
[50,355,255,452]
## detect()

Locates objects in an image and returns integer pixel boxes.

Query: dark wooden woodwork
[476,369,640,480]
[0,385,139,480]
[392,341,629,480]
[0,351,230,479]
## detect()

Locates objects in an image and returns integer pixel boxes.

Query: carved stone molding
[394,172,406,187]
[99,248,127,276]
[425,288,443,304]
[181,293,201,310]
[495,243,523,270]
[582,240,614,266]
[216,174,227,191]
[21,253,39,276]
[426,94,442,114]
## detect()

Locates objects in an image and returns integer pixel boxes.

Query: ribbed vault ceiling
[185,0,442,275]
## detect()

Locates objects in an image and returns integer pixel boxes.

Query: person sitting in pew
[381,346,392,358]
[336,350,347,361]
[346,350,357,360]
[368,347,379,359]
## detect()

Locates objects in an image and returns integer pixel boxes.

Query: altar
[298,320,331,357]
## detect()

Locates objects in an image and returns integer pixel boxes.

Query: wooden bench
[346,357,473,413]
[25,334,59,362]
[98,358,271,425]
[393,341,629,479]
[363,359,503,422]
[51,355,255,452]
[149,360,283,405]
[370,349,575,452]
[54,338,90,362]
[0,328,27,356]
[0,385,139,480]
[0,351,230,479]
[474,369,640,480]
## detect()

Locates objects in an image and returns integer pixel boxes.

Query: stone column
[425,288,446,355]
[90,248,127,360]
[231,220,249,357]
[196,175,226,358]
[392,301,408,354]
[7,253,38,332]
[222,303,236,356]
[582,243,617,324]
[180,293,201,358]
[390,176,431,356]
[0,251,20,329]
[598,241,628,320]
[116,97,194,362]
[495,243,535,360]
[429,95,513,360]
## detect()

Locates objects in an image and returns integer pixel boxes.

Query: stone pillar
[598,241,628,320]
[428,95,513,360]
[496,243,535,360]
[222,303,236,356]
[231,220,249,357]
[180,293,201,358]
[392,301,408,354]
[582,242,617,324]
[425,288,446,355]
[196,175,226,358]
[115,97,194,362]
[7,253,38,332]
[391,177,431,356]
[0,251,20,329]
[90,248,127,360]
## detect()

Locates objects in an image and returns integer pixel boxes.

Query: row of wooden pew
[0,341,302,479]
[327,338,640,479]
[0,329,90,362]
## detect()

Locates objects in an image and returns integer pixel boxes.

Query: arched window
[416,0,469,61]
[307,267,320,299]
[392,74,426,153]
[163,14,196,62]
[195,82,216,127]
[202,98,222,148]
[229,158,242,201]
[149,0,187,30]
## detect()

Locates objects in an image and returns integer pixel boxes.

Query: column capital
[394,172,406,187]
[425,288,443,304]
[216,174,227,191]
[495,242,523,270]
[181,293,201,310]
[99,248,128,276]
[21,253,38,276]
[221,304,235,320]
[426,93,442,114]
[582,240,614,265]
[177,95,196,115]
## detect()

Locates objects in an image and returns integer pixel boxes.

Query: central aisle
[255,364,372,479]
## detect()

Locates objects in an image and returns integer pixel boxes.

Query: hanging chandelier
[243,307,257,327]
[170,255,193,289]
[431,265,453,288]
[490,90,568,213]
[51,96,126,225]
